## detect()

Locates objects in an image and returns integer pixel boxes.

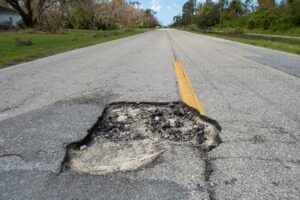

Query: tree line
[1,0,159,32]
[172,0,300,31]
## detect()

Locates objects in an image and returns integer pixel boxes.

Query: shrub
[186,24,198,31]
[63,18,75,29]
[195,3,220,29]
[0,21,14,30]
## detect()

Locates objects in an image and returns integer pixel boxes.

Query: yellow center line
[173,61,206,115]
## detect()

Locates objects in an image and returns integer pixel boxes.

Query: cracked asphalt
[0,29,299,200]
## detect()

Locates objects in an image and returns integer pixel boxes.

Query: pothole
[64,102,221,175]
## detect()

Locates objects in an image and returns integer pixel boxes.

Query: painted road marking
[173,61,206,115]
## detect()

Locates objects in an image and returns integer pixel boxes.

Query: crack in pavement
[223,138,298,145]
[0,154,24,159]
[202,151,217,200]
[167,31,221,200]
[0,94,34,114]
[166,32,179,61]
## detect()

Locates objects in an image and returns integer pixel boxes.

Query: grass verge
[246,27,300,37]
[203,32,300,55]
[0,29,148,68]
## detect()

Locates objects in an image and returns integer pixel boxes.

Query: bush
[174,0,300,32]
[243,2,300,31]
[195,3,220,29]
[0,21,14,30]
[16,20,26,29]
[289,1,300,26]
[63,18,75,29]
[276,1,300,29]
[213,1,300,31]
[247,17,256,29]
[186,24,198,31]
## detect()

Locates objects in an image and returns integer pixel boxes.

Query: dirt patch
[65,102,221,175]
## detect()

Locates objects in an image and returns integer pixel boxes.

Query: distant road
[0,29,299,200]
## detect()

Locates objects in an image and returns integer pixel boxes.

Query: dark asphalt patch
[64,102,221,175]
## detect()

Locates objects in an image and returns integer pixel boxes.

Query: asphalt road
[0,29,299,200]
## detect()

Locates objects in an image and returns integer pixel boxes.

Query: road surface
[0,29,299,200]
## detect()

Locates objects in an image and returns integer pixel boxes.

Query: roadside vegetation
[1,0,158,32]
[202,32,300,54]
[0,29,147,68]
[0,0,159,68]
[172,0,300,54]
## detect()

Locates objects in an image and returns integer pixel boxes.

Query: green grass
[246,27,300,37]
[0,29,147,68]
[207,26,300,36]
[202,32,300,55]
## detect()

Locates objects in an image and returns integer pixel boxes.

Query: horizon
[137,0,268,26]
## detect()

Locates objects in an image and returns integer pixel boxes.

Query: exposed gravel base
[65,102,221,175]
[93,102,219,145]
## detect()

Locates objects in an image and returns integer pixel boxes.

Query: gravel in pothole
[66,102,221,175]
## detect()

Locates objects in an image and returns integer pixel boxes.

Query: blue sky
[138,0,186,25]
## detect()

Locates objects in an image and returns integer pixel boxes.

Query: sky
[136,0,262,26]
[138,0,187,26]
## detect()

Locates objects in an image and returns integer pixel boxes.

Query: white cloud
[133,4,143,10]
[150,0,161,12]
[167,3,181,10]
[197,0,206,4]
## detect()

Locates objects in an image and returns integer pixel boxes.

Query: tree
[4,0,64,28]
[5,0,37,27]
[0,0,9,6]
[229,0,244,16]
[3,0,159,30]
[257,0,276,9]
[143,9,158,28]
[182,0,195,25]
[129,1,141,9]
[194,1,220,29]
[243,0,254,13]
[144,8,156,16]
[172,14,182,26]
